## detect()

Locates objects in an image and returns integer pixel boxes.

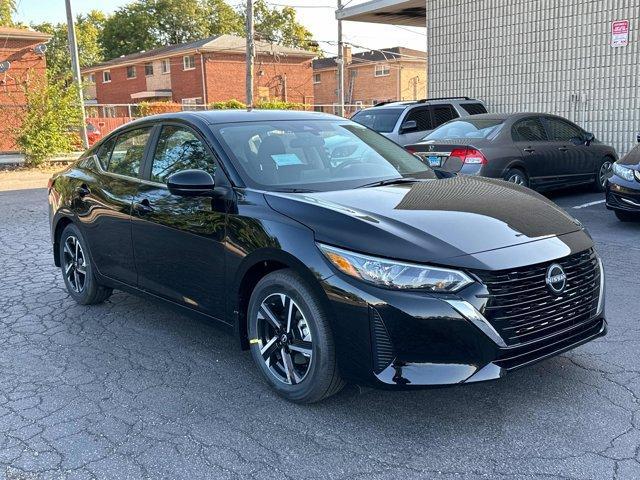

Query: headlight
[318,243,474,292]
[612,162,635,181]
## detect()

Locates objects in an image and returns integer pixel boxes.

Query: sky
[14,0,426,56]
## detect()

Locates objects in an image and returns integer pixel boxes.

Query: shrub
[138,101,182,116]
[13,79,83,166]
[209,99,246,110]
[254,100,306,110]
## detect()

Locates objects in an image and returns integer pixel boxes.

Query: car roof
[460,112,577,122]
[358,97,484,112]
[125,109,342,126]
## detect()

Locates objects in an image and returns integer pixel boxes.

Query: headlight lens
[318,243,474,292]
[612,162,635,181]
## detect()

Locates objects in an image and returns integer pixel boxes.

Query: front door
[511,116,558,188]
[131,124,227,319]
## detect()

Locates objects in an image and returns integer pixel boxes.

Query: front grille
[473,249,601,346]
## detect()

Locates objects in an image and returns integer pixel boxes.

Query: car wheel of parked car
[614,210,639,222]
[504,168,529,188]
[594,158,613,192]
[247,269,344,403]
[59,224,113,305]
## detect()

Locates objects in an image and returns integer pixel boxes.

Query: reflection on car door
[542,117,593,184]
[79,126,153,285]
[131,124,227,320]
[511,117,558,188]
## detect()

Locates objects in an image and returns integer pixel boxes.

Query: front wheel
[594,158,613,192]
[247,270,344,403]
[59,223,112,305]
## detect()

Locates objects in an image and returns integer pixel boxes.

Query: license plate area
[427,156,442,167]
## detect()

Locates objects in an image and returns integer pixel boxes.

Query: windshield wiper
[356,177,419,189]
[273,187,317,193]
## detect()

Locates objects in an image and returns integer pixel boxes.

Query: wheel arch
[52,215,74,267]
[233,248,332,351]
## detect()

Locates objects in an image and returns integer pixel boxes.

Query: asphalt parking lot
[1,186,639,480]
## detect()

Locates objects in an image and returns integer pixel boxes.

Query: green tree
[32,11,106,81]
[14,79,83,165]
[251,0,317,52]
[0,0,16,26]
[204,0,243,35]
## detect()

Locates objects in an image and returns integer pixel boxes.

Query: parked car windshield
[351,109,403,133]
[424,119,504,140]
[212,119,435,192]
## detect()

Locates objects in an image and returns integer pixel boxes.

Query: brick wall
[95,64,147,104]
[0,38,49,152]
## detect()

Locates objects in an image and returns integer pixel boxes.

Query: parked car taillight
[450,148,487,165]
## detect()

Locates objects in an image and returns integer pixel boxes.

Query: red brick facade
[0,28,51,152]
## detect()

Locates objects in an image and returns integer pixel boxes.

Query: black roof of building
[313,46,426,70]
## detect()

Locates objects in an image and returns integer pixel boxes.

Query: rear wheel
[247,269,344,403]
[59,224,112,305]
[504,168,529,188]
[615,210,639,222]
[594,158,613,192]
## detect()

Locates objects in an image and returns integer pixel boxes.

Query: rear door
[542,116,594,185]
[131,123,227,319]
[511,116,558,187]
[78,126,153,285]
[397,106,432,145]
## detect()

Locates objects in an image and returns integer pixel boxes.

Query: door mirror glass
[166,169,215,197]
[583,132,595,145]
[637,132,640,143]
[400,119,418,133]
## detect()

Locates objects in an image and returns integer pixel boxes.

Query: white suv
[351,97,488,146]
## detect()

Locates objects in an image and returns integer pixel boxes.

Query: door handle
[558,147,569,152]
[523,147,535,153]
[134,199,154,215]
[76,184,90,197]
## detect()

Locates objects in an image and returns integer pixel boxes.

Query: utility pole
[245,0,255,109]
[65,0,88,149]
[336,0,345,117]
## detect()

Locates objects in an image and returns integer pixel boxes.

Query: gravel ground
[0,186,639,480]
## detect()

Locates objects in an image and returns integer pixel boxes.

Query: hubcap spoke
[63,235,86,293]
[288,340,312,357]
[259,303,282,330]
[281,348,300,384]
[260,336,279,362]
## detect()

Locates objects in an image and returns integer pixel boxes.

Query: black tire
[504,168,529,188]
[247,269,344,403]
[59,223,112,305]
[615,210,639,222]
[594,157,613,192]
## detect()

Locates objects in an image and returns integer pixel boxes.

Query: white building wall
[427,0,640,155]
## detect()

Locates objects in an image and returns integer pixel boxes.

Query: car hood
[264,176,585,266]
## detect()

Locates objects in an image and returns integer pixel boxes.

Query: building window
[183,55,196,70]
[313,73,321,84]
[181,97,202,111]
[126,66,136,79]
[374,64,390,77]
[145,63,154,76]
[102,70,111,83]
[161,59,171,74]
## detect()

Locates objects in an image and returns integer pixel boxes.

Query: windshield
[211,119,435,192]
[424,119,504,140]
[351,109,403,133]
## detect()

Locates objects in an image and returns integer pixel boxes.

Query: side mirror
[400,119,418,133]
[167,169,215,197]
[637,132,640,143]
[584,132,595,145]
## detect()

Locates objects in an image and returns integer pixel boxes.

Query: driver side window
[545,118,583,142]
[151,126,216,183]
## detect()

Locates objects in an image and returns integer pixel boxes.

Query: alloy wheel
[507,173,526,185]
[255,293,313,385]
[63,235,87,293]
[599,161,613,188]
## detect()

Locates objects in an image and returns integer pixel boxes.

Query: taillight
[449,147,487,165]
[405,146,416,153]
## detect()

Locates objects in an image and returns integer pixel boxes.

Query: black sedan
[606,141,640,221]
[49,110,606,403]
[406,113,617,191]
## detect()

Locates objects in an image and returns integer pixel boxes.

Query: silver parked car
[351,97,487,146]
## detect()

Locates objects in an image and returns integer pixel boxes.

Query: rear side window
[544,118,583,142]
[107,127,152,177]
[404,107,432,131]
[460,103,488,115]
[430,105,459,128]
[95,137,116,170]
[512,118,548,142]
[151,126,216,183]
[351,109,402,133]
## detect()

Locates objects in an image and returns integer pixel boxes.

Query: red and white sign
[611,20,629,47]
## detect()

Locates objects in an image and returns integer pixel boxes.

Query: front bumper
[321,245,606,389]
[606,177,640,212]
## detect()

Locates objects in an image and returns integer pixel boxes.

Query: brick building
[0,27,52,152]
[312,46,427,114]
[82,34,316,112]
